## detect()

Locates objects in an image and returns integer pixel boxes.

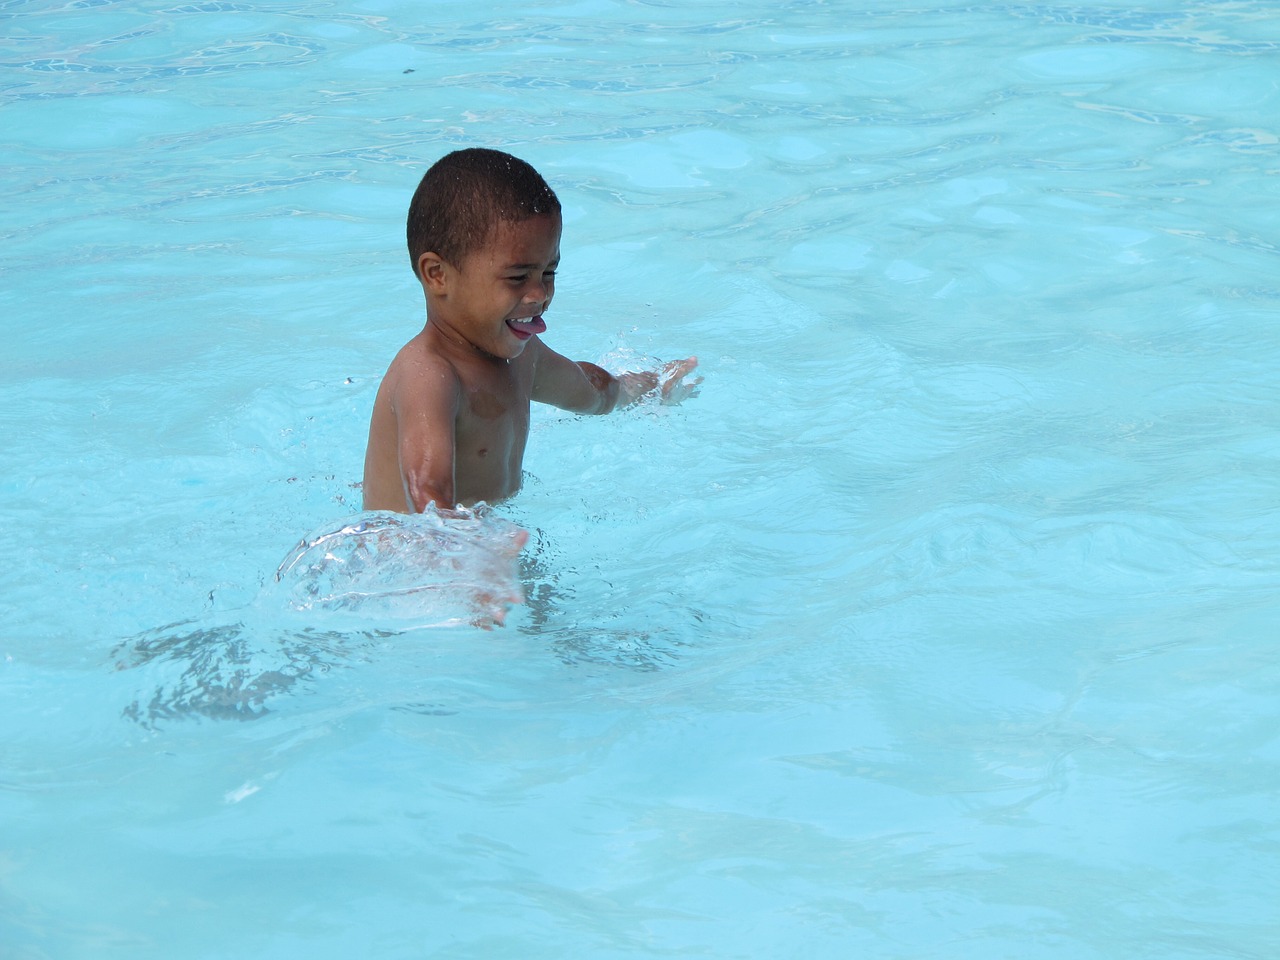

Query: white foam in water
[273,505,527,628]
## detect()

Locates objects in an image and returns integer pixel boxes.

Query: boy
[362,148,698,514]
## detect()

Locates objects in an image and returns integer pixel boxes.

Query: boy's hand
[659,356,701,405]
[615,356,700,407]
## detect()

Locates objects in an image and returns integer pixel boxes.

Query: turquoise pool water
[4,1,1279,956]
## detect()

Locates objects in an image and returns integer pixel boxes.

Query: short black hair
[406,148,561,274]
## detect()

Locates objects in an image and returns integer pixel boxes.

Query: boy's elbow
[564,393,614,416]
[403,473,453,514]
[574,362,620,415]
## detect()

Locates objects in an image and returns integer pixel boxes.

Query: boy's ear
[417,251,448,293]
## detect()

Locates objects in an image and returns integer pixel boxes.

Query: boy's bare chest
[450,364,531,502]
[454,363,531,449]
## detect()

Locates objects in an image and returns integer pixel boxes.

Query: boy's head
[407,148,561,277]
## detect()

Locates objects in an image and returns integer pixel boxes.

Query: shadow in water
[113,618,385,727]
[111,509,710,726]
[516,531,706,673]
[112,507,526,727]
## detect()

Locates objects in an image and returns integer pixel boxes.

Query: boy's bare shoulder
[382,334,462,407]
[387,332,448,374]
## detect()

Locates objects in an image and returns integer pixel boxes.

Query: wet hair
[406,148,560,274]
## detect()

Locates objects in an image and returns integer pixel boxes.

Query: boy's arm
[531,339,699,414]
[394,362,461,512]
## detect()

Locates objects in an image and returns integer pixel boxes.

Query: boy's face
[423,213,562,361]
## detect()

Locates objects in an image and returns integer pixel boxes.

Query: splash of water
[112,505,529,725]
[273,504,528,629]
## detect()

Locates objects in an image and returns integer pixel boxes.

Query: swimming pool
[3,0,1279,956]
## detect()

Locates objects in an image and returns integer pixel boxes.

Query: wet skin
[362,213,700,513]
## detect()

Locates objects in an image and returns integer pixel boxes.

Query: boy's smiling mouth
[506,315,547,340]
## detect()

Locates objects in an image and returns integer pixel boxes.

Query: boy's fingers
[660,360,700,401]
[662,357,698,378]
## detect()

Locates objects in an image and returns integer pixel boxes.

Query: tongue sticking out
[506,316,547,339]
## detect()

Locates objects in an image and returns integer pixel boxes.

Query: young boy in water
[362,148,698,514]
